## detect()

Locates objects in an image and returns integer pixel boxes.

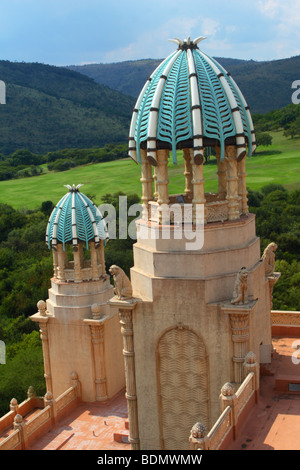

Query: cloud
[103,15,224,63]
[257,0,300,25]
[255,0,300,58]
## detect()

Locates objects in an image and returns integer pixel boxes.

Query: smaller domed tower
[31,185,125,402]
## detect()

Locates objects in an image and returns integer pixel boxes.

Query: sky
[0,0,299,66]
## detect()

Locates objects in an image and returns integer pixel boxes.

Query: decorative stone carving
[109,265,133,300]
[13,414,23,427]
[37,300,47,316]
[44,391,53,404]
[231,267,249,305]
[244,351,256,364]
[191,422,207,439]
[27,386,36,399]
[262,242,278,277]
[10,398,18,413]
[221,382,235,397]
[91,303,102,320]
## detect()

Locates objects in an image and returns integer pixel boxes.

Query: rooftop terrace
[1,328,300,451]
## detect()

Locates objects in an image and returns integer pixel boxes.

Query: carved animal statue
[109,265,132,300]
[231,267,249,305]
[262,242,278,277]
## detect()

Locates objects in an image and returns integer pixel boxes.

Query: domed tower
[31,185,125,402]
[128,35,256,225]
[113,37,272,450]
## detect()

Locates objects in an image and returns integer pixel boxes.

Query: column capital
[108,296,138,312]
[221,299,257,317]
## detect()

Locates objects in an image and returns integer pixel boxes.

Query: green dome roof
[129,36,256,166]
[46,184,108,250]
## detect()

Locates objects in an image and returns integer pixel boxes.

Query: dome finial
[169,36,207,50]
[64,184,84,192]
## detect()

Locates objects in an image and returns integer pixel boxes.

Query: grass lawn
[0,131,299,210]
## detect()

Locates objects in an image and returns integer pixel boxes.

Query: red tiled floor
[29,390,130,450]
[228,337,300,450]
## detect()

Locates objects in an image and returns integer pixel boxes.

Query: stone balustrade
[148,192,243,225]
[189,352,259,450]
[0,372,81,450]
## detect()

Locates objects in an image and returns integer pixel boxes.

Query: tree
[283,116,300,139]
[256,132,273,147]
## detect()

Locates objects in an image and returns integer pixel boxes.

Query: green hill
[0,61,135,155]
[67,55,300,114]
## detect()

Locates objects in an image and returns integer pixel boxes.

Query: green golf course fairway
[0,131,299,210]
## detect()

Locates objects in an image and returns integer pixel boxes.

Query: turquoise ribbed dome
[46,184,108,250]
[128,36,256,165]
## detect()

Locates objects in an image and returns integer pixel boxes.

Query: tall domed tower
[113,37,273,451]
[31,184,125,402]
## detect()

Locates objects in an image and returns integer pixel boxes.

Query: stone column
[56,244,67,281]
[225,146,240,221]
[153,166,158,199]
[191,151,206,224]
[52,248,59,279]
[84,312,108,402]
[216,146,227,200]
[183,148,193,199]
[31,303,53,393]
[140,148,154,220]
[222,301,256,384]
[73,245,82,283]
[229,312,250,383]
[156,149,169,224]
[237,156,248,215]
[90,241,100,281]
[97,239,106,276]
[39,318,53,393]
[110,299,140,450]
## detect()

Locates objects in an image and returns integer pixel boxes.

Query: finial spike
[193,36,207,45]
[168,38,183,46]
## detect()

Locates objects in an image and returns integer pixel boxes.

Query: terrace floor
[28,389,130,451]
[21,336,300,451]
[228,336,300,450]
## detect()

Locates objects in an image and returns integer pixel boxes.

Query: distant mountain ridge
[67,55,300,114]
[0,54,298,156]
[0,60,135,155]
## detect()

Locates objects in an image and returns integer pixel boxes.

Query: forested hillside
[67,55,300,114]
[0,61,135,155]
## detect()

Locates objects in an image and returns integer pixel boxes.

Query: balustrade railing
[0,372,81,450]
